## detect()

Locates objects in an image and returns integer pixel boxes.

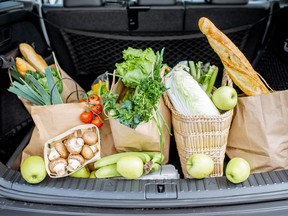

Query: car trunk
[1,0,288,214]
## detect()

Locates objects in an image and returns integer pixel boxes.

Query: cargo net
[61,29,249,79]
[254,46,288,91]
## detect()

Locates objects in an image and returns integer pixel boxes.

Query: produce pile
[14,45,240,184]
[9,16,272,185]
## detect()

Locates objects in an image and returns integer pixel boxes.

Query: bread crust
[198,17,269,96]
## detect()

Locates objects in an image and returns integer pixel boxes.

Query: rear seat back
[42,0,270,89]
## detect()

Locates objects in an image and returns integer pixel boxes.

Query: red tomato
[91,116,103,128]
[88,94,100,104]
[80,111,93,123]
[90,104,103,115]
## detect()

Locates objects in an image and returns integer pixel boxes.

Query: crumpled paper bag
[226,90,288,173]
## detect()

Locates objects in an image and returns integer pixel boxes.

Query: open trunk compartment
[1,0,288,214]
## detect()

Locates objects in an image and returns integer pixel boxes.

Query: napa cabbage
[164,64,220,116]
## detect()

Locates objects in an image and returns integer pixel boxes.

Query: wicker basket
[163,72,234,178]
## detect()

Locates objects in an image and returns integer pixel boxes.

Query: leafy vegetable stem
[206,66,218,95]
[45,67,63,104]
[188,61,197,79]
[19,78,46,105]
[152,108,163,164]
[154,104,171,136]
[26,74,51,105]
[196,61,203,80]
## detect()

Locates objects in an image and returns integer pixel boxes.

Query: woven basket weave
[163,71,234,178]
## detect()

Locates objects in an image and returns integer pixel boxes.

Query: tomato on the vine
[91,116,103,128]
[90,104,103,115]
[88,94,100,104]
[80,111,93,123]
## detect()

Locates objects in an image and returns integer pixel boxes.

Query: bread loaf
[19,43,48,73]
[198,17,269,96]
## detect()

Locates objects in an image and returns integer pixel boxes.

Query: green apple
[20,155,47,184]
[226,157,250,184]
[70,166,90,178]
[212,86,238,111]
[90,170,96,178]
[186,153,214,179]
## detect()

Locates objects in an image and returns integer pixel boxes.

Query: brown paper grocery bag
[108,79,171,164]
[226,90,288,173]
[21,102,117,163]
[20,103,85,163]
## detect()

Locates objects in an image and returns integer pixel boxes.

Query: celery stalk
[188,61,197,79]
[206,66,218,96]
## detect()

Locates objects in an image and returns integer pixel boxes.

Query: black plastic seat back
[42,1,270,90]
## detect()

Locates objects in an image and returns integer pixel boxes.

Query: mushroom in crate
[44,124,101,178]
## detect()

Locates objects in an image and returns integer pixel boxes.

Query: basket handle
[222,69,233,87]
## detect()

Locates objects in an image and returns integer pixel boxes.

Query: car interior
[1,0,288,215]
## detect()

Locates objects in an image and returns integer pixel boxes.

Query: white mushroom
[48,141,69,160]
[90,144,98,153]
[65,137,84,154]
[67,154,85,172]
[49,158,68,177]
[55,141,69,158]
[81,145,95,160]
[48,147,61,161]
[82,130,98,145]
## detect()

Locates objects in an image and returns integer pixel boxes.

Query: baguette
[19,43,48,73]
[198,17,269,96]
[15,57,36,76]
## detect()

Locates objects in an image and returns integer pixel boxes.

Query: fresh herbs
[133,77,166,123]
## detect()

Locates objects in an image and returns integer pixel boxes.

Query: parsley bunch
[133,77,166,123]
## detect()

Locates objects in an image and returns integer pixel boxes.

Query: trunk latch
[144,183,178,199]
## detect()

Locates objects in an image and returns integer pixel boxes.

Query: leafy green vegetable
[133,77,166,123]
[115,47,156,88]
[164,64,220,116]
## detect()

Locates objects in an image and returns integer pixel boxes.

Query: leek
[8,66,63,105]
